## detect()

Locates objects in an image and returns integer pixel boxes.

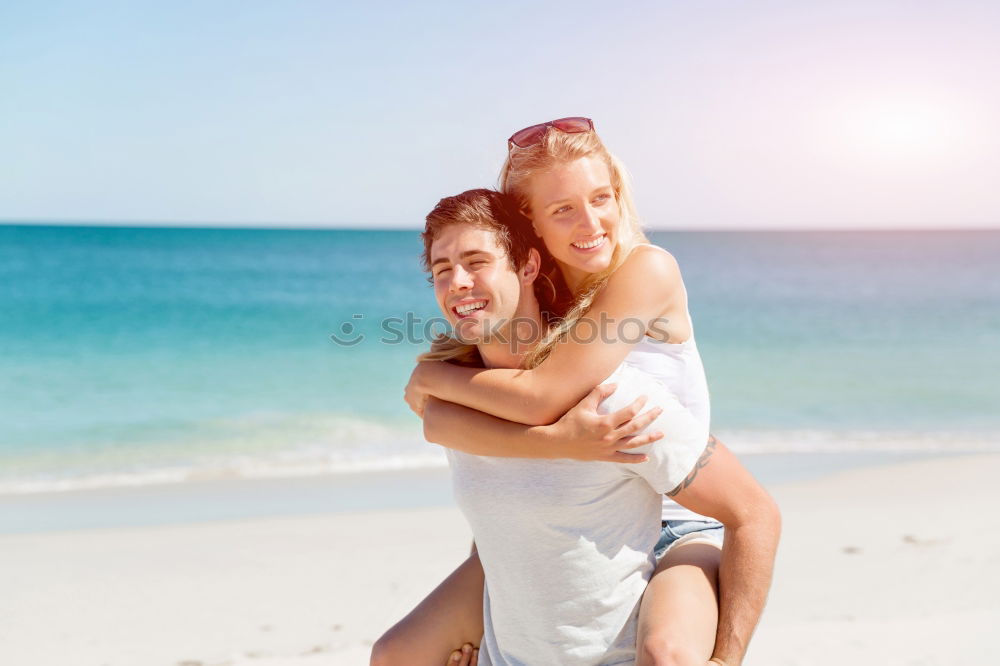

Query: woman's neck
[560,263,588,294]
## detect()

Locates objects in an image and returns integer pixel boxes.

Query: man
[373,189,780,666]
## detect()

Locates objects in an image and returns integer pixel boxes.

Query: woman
[375,120,777,665]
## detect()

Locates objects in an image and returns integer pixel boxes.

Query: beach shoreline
[0,448,968,534]
[2,452,997,665]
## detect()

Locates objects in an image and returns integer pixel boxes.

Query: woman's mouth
[571,235,607,252]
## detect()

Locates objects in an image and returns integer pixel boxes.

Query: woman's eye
[594,193,612,204]
[554,206,571,215]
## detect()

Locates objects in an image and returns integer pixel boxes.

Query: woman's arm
[408,246,687,425]
[422,383,665,463]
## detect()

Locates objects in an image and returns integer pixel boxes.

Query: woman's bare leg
[370,552,485,666]
[635,542,721,666]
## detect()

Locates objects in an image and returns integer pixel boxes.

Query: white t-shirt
[446,363,708,666]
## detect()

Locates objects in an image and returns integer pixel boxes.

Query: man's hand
[547,383,663,463]
[447,642,479,665]
[404,362,436,417]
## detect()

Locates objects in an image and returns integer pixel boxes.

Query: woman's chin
[567,250,613,276]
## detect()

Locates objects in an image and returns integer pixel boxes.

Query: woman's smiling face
[525,156,620,292]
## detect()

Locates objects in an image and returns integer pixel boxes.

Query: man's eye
[470,260,488,268]
[434,268,452,279]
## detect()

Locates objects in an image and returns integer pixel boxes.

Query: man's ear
[521,247,541,286]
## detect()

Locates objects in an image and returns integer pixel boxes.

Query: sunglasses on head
[507,116,594,149]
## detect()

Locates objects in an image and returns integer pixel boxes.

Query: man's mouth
[452,299,489,318]
[571,234,607,251]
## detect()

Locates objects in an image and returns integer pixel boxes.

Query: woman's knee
[369,631,402,666]
[638,633,710,666]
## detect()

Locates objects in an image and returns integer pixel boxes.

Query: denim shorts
[653,519,725,560]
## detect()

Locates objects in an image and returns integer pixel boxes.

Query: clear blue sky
[2,0,998,229]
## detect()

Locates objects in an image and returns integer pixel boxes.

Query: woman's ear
[521,247,541,285]
[520,207,541,238]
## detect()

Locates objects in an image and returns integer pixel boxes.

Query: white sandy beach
[2,453,997,666]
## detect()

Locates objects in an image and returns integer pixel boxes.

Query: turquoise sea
[2,226,999,496]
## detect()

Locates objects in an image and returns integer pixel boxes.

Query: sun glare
[834,97,968,165]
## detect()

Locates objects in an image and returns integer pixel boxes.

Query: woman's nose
[579,204,602,233]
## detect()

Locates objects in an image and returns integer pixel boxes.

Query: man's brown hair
[421,188,533,275]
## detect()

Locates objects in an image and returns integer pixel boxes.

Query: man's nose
[449,265,474,292]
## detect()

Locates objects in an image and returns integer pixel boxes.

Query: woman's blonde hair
[499,124,649,367]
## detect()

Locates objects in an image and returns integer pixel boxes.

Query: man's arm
[422,384,664,463]
[668,436,781,666]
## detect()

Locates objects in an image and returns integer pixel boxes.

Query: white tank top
[623,245,713,521]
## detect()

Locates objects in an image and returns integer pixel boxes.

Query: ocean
[2,226,998,498]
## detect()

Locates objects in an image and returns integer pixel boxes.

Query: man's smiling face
[429,224,524,344]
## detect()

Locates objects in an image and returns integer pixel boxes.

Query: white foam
[0,451,449,495]
[0,411,444,495]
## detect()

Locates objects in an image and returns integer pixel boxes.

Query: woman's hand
[405,362,437,417]
[547,383,663,463]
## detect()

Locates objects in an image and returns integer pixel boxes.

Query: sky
[1,0,998,229]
